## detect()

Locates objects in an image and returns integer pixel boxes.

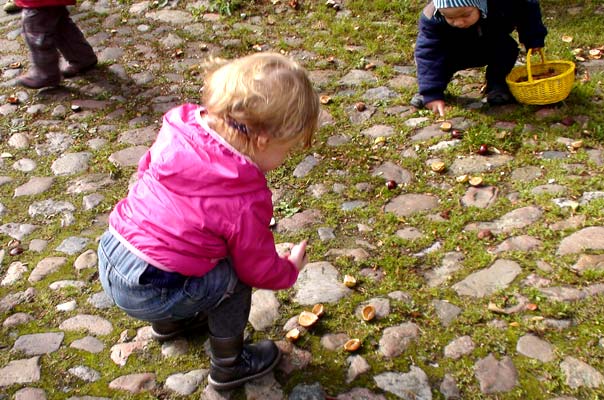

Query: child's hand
[426,100,446,117]
[288,240,308,271]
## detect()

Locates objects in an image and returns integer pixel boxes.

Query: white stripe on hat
[433,0,488,17]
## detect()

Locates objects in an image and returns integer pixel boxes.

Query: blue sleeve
[515,0,547,49]
[414,12,450,104]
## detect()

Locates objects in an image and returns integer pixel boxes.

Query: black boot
[150,312,208,342]
[208,334,281,391]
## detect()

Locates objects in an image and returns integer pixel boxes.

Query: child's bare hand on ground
[426,100,446,117]
[288,240,308,271]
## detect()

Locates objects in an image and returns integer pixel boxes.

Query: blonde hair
[201,53,320,153]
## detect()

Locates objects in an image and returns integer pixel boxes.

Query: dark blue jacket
[414,0,547,103]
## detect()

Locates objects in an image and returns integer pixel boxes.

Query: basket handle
[525,48,546,83]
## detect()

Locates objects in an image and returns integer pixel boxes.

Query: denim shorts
[97,231,236,322]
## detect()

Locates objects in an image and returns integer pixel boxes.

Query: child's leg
[18,7,62,88]
[207,263,281,390]
[485,34,519,91]
[54,8,97,77]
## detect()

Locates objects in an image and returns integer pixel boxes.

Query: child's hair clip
[226,119,249,135]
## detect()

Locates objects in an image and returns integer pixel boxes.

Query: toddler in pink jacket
[98,53,320,390]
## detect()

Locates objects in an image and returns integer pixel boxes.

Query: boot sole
[207,347,282,391]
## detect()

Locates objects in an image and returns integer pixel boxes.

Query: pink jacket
[109,104,299,290]
[15,0,75,8]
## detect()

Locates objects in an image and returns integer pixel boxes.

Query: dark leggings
[209,280,252,338]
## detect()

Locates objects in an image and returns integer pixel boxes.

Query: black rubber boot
[410,93,425,108]
[208,334,281,391]
[150,312,208,342]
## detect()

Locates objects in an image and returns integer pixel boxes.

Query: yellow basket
[506,48,575,105]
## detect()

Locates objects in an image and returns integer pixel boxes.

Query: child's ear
[255,134,271,151]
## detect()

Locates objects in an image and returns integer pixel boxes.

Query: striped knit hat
[433,0,487,17]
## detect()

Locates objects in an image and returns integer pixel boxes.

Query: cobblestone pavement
[2,1,604,399]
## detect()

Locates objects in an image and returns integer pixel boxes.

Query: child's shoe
[16,70,60,89]
[150,312,208,342]
[486,85,513,106]
[410,93,425,108]
[61,58,98,78]
[208,334,281,390]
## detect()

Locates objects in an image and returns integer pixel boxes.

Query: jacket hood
[148,104,267,198]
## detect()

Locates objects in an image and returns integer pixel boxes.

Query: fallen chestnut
[477,144,489,156]
[385,180,397,190]
[451,129,463,139]
[354,102,366,112]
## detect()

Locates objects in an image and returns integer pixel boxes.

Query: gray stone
[372,161,413,184]
[461,186,498,208]
[532,184,567,195]
[432,300,461,327]
[342,200,366,211]
[317,227,335,241]
[474,354,518,393]
[67,173,114,194]
[55,237,90,255]
[571,254,604,274]
[444,335,475,359]
[464,206,543,234]
[510,166,542,182]
[28,199,75,218]
[14,177,54,197]
[378,322,420,358]
[51,152,91,176]
[3,313,34,328]
[320,333,349,351]
[28,257,66,283]
[0,356,40,387]
[59,314,113,336]
[12,332,63,356]
[68,366,101,382]
[560,356,604,388]
[453,259,521,297]
[82,193,104,210]
[558,226,604,255]
[516,334,555,362]
[395,227,423,241]
[424,251,464,287]
[374,367,432,400]
[440,374,460,399]
[108,145,148,167]
[70,336,105,353]
[385,194,439,217]
[493,235,542,253]
[249,290,280,331]
[12,158,37,172]
[363,86,396,100]
[293,155,319,178]
[87,292,114,309]
[0,222,37,240]
[346,355,370,383]
[74,249,97,270]
[1,262,27,286]
[165,369,208,395]
[276,209,321,233]
[14,387,46,400]
[108,373,156,393]
[0,288,36,313]
[293,262,352,305]
[338,70,377,86]
[449,154,513,175]
[361,124,395,138]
